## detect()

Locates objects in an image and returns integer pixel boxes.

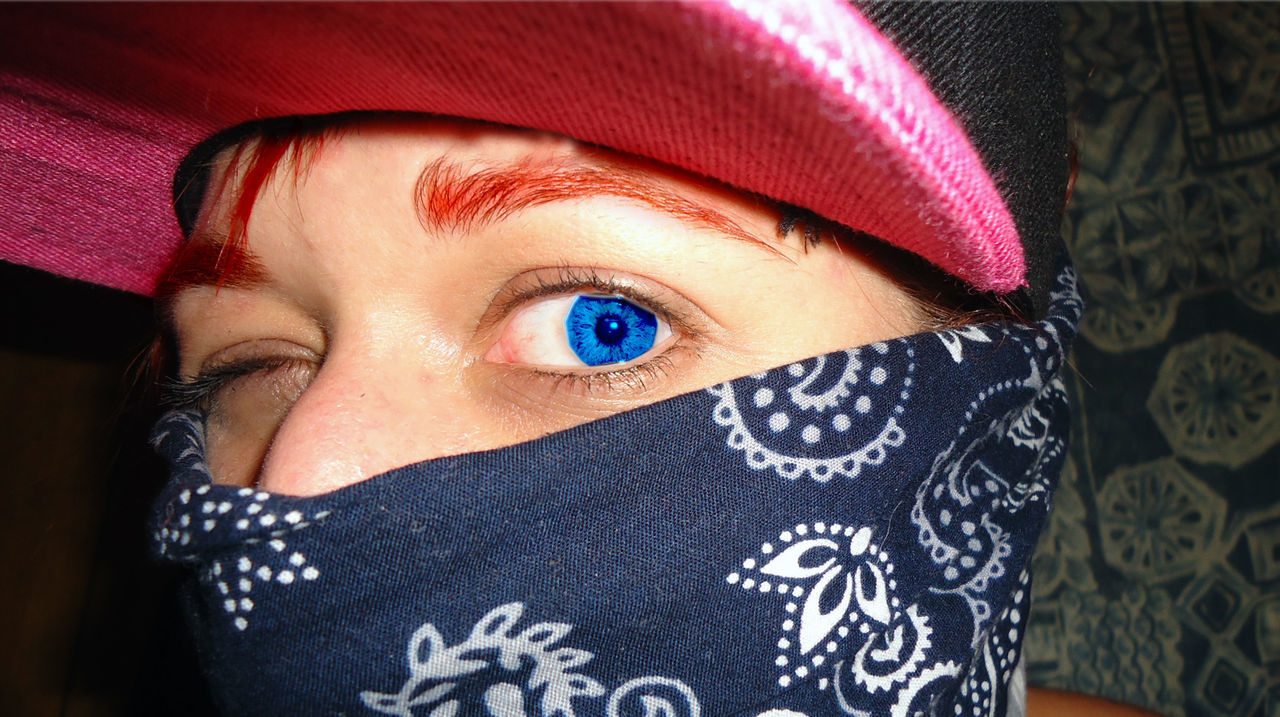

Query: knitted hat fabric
[0,2,1067,312]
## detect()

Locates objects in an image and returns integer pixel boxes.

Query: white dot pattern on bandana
[149,412,333,634]
[708,343,915,482]
[725,521,922,691]
[194,509,329,631]
[953,570,1031,716]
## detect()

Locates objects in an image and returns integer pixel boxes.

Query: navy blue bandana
[150,266,1081,716]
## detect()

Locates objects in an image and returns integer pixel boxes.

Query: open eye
[486,294,674,368]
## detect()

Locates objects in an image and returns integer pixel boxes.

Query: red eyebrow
[155,154,781,302]
[414,157,778,253]
[153,231,270,302]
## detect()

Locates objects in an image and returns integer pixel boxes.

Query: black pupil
[595,315,626,344]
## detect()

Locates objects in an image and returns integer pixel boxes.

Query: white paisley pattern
[912,336,1067,631]
[722,268,1080,716]
[360,603,695,717]
[361,603,814,717]
[709,343,915,482]
[726,521,961,716]
[937,325,995,364]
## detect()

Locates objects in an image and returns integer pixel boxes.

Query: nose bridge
[255,343,470,496]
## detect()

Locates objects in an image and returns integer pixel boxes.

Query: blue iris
[565,296,658,366]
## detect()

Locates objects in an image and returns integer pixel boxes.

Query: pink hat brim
[0,1,1024,296]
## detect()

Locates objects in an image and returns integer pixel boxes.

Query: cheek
[808,246,926,340]
[706,252,925,364]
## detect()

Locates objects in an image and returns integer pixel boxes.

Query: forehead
[194,118,577,227]
[196,117,770,224]
[161,117,785,303]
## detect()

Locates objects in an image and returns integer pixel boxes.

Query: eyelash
[491,266,684,325]
[528,350,682,394]
[161,266,693,408]
[159,357,313,411]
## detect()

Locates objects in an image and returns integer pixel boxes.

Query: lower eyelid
[493,346,687,404]
[562,343,711,403]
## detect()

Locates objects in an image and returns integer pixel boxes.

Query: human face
[165,118,924,495]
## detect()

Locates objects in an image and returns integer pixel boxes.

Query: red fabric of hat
[0,1,1026,297]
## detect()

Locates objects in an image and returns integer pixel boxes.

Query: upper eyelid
[483,268,698,338]
[177,335,324,385]
[493,275,659,316]
[159,356,313,409]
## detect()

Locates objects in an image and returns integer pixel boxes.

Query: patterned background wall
[1027,4,1280,716]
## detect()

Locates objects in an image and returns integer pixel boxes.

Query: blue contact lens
[565,296,658,366]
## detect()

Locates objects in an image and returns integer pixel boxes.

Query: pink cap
[0,1,1024,296]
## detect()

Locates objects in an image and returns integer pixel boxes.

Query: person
[155,114,962,494]
[0,3,1125,715]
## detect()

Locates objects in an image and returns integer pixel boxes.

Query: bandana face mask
[150,265,1081,716]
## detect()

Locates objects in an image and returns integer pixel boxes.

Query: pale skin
[169,117,924,494]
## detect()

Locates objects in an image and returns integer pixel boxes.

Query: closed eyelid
[413,156,787,259]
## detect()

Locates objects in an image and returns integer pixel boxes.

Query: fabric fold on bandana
[150,264,1081,716]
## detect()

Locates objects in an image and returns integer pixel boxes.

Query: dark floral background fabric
[1027,4,1280,717]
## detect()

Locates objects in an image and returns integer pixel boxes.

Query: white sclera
[493,294,672,368]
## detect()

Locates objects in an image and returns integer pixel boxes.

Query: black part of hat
[857,2,1069,318]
